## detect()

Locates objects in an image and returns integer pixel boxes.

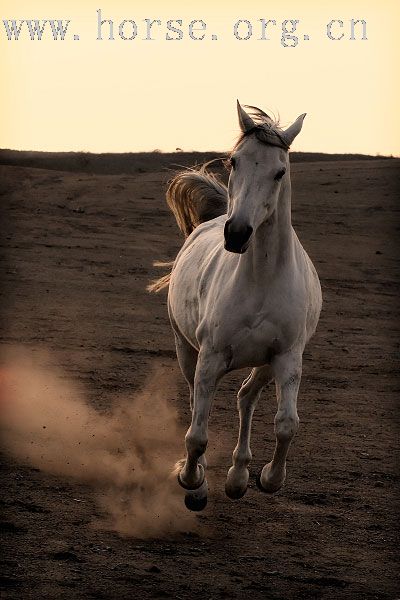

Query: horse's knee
[275,412,299,441]
[185,429,208,457]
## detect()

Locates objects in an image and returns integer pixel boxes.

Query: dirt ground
[0,156,399,599]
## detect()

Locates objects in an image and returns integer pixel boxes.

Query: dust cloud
[0,347,196,538]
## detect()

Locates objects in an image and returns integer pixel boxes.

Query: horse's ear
[237,100,255,133]
[283,113,306,146]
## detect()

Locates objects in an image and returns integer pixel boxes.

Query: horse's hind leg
[225,365,273,499]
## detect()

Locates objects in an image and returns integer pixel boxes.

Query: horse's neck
[239,177,294,278]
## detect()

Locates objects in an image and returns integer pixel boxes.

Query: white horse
[150,102,322,510]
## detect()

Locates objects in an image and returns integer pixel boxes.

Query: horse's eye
[274,168,286,181]
[230,157,237,169]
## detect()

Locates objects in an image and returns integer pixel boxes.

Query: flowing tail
[147,165,228,293]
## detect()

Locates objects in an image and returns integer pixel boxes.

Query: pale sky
[1,0,399,155]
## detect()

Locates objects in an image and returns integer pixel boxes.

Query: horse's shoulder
[177,216,225,257]
[193,214,226,237]
[172,216,225,276]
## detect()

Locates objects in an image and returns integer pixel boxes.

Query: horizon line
[0,147,398,159]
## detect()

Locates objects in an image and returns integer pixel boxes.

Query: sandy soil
[0,156,399,599]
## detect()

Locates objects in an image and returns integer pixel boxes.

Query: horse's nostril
[224,222,253,252]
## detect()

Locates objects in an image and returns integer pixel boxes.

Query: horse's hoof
[225,483,247,500]
[177,464,205,491]
[184,478,208,512]
[256,470,284,494]
[225,466,248,500]
[184,492,208,512]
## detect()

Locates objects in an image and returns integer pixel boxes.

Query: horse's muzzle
[224,220,253,254]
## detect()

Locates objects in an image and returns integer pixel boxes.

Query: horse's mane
[233,105,289,151]
[147,164,228,293]
[244,105,280,128]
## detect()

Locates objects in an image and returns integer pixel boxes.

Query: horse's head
[224,101,306,254]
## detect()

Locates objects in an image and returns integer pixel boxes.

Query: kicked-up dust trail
[0,347,196,538]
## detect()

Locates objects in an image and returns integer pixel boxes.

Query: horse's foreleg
[173,332,207,469]
[178,349,224,496]
[257,350,302,494]
[173,334,211,511]
[225,365,273,499]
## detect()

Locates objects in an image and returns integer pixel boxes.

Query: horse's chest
[202,297,297,369]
